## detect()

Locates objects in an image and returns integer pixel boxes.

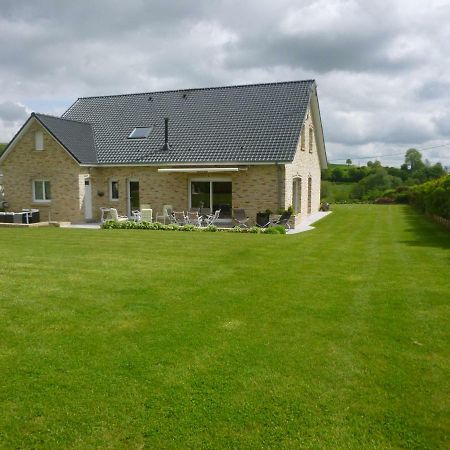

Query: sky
[0,0,449,167]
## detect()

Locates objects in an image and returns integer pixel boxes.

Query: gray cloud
[0,101,29,123]
[0,0,449,166]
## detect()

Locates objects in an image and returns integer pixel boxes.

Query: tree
[405,148,424,171]
[346,158,352,166]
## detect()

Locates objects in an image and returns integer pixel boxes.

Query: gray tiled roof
[34,113,97,164]
[61,80,315,165]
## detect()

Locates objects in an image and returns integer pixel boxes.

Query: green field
[0,205,449,449]
[321,181,354,202]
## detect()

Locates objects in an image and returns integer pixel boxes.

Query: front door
[128,180,140,216]
[84,178,93,221]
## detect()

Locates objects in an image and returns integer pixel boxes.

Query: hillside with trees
[321,148,447,203]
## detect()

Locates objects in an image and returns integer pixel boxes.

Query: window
[293,178,301,213]
[110,180,119,201]
[35,131,44,151]
[33,180,51,202]
[309,127,314,153]
[300,126,305,151]
[307,177,312,214]
[128,127,152,139]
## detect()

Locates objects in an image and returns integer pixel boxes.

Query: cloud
[0,101,29,123]
[0,0,449,166]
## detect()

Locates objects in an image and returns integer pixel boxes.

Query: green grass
[0,205,449,449]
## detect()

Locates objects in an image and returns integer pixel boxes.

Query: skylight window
[128,127,152,139]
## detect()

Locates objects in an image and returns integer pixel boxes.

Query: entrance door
[84,178,93,221]
[128,180,140,216]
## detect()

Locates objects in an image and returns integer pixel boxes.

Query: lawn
[0,205,449,449]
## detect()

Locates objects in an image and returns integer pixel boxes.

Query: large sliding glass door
[190,179,232,218]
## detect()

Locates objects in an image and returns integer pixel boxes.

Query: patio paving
[287,211,332,234]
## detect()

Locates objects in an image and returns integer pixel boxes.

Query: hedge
[409,175,450,220]
[101,221,287,234]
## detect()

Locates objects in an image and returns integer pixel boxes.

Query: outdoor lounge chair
[205,209,221,226]
[101,207,127,223]
[257,211,292,229]
[186,211,203,227]
[232,208,249,228]
[173,211,187,225]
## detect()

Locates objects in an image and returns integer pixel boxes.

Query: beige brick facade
[284,105,322,223]
[0,121,87,223]
[0,103,324,225]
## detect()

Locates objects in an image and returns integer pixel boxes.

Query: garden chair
[140,208,153,222]
[205,209,221,226]
[257,211,292,229]
[107,207,128,222]
[186,211,203,227]
[232,208,249,228]
[156,204,173,224]
[173,211,187,225]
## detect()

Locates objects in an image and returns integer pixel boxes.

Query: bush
[204,225,217,232]
[179,224,196,232]
[264,225,287,234]
[410,175,450,219]
[374,197,395,204]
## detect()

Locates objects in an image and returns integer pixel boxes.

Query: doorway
[128,180,140,216]
[190,179,232,218]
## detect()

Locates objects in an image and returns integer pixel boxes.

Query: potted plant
[256,209,271,227]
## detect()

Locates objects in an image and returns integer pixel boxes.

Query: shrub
[264,225,286,234]
[248,226,261,233]
[179,224,196,232]
[231,226,242,233]
[204,225,217,232]
[410,175,450,219]
[165,224,180,231]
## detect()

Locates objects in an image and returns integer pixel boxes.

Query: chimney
[162,117,171,151]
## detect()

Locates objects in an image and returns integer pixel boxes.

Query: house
[0,80,327,225]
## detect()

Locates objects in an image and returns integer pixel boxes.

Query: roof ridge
[33,112,92,126]
[75,79,316,101]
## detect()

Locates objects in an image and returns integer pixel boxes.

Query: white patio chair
[106,208,128,222]
[205,209,221,226]
[186,211,203,227]
[140,208,153,222]
[156,204,173,224]
[173,211,187,225]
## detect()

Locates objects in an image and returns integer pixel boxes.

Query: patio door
[190,179,232,219]
[128,180,140,216]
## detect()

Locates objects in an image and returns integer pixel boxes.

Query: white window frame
[32,180,51,203]
[110,179,119,201]
[35,131,44,151]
